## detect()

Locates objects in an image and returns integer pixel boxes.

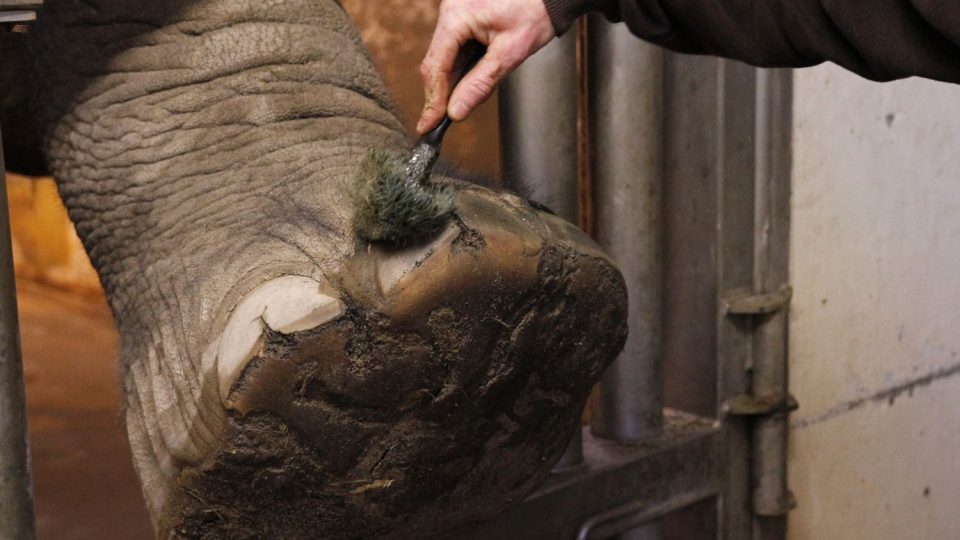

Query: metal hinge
[724,285,792,316]
[722,392,798,418]
[722,283,798,518]
[722,391,799,516]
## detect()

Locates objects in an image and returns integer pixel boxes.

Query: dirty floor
[18,281,153,539]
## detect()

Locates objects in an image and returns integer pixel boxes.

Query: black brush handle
[421,117,453,148]
[421,39,487,148]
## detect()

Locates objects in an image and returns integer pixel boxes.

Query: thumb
[447,42,520,121]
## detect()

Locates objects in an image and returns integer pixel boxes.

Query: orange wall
[7,174,101,295]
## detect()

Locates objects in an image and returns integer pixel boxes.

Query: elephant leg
[26,0,628,537]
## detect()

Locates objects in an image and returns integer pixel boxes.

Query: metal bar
[661,56,762,538]
[499,29,583,471]
[0,126,37,539]
[587,20,664,539]
[0,1,41,10]
[661,54,724,420]
[0,11,34,23]
[714,59,760,540]
[587,15,664,443]
[553,426,584,472]
[499,30,578,221]
[578,487,714,540]
[617,523,662,540]
[749,69,794,524]
[454,411,721,540]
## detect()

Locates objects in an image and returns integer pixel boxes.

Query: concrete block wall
[788,65,960,539]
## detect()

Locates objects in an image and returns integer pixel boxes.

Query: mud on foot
[170,187,628,539]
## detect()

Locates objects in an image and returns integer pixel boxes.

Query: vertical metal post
[500,30,579,219]
[750,69,794,529]
[0,126,36,539]
[499,30,583,469]
[587,15,663,540]
[588,16,664,443]
[662,57,769,538]
[587,17,664,540]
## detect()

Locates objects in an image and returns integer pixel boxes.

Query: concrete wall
[788,65,960,539]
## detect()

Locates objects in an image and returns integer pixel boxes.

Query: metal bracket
[766,490,799,515]
[724,285,792,316]
[723,393,798,418]
[576,488,715,540]
[455,412,722,540]
[0,1,40,30]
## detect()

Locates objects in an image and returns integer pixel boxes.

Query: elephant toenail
[216,276,343,406]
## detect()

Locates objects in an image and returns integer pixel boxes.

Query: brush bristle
[353,148,455,245]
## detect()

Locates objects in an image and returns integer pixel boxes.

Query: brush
[354,40,487,245]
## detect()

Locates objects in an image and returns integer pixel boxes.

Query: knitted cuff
[542,0,616,35]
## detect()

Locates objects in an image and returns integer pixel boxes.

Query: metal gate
[461,16,795,540]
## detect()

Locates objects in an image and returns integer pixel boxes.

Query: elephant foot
[163,186,627,539]
[21,0,627,535]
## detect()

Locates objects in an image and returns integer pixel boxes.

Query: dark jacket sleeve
[542,0,960,83]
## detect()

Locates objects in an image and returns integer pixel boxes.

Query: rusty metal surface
[0,127,37,539]
[453,411,721,540]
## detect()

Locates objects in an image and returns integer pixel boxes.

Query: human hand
[416,0,555,134]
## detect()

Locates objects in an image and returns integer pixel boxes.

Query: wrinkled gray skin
[2,1,629,538]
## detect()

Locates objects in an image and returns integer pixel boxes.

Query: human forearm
[545,0,960,83]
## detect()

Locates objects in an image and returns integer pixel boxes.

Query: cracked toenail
[375,223,460,294]
[217,276,344,405]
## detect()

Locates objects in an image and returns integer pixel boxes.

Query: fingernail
[450,101,468,120]
[416,119,426,133]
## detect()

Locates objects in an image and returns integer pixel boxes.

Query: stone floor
[18,281,153,539]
